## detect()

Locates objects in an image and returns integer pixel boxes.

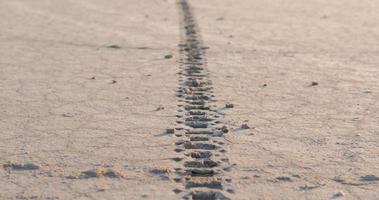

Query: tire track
[172,1,233,199]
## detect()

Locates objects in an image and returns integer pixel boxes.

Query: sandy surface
[1,0,379,199]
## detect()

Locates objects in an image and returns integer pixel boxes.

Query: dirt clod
[332,191,345,199]
[311,81,318,86]
[225,103,234,108]
[62,113,74,117]
[156,106,165,111]
[276,176,292,181]
[221,126,229,133]
[241,124,250,129]
[164,54,173,59]
[360,174,379,182]
[107,45,121,49]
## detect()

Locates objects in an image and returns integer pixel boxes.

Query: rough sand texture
[1,0,379,199]
[195,0,379,199]
[0,0,179,199]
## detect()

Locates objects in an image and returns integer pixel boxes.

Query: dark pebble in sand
[360,175,379,182]
[225,103,234,108]
[241,124,250,129]
[164,54,173,59]
[107,45,121,49]
[276,176,292,181]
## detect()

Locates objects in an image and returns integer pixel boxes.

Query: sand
[1,0,379,199]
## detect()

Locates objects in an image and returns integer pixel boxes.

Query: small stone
[262,83,267,87]
[90,76,96,80]
[62,113,74,118]
[241,124,250,129]
[276,176,292,181]
[360,174,379,182]
[225,103,234,108]
[107,45,121,49]
[221,126,229,133]
[311,81,318,86]
[156,106,165,111]
[332,191,345,198]
[111,80,117,84]
[166,129,175,134]
[164,54,173,59]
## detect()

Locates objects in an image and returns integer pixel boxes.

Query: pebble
[225,103,234,108]
[111,80,117,84]
[311,81,318,86]
[332,191,345,198]
[241,123,250,129]
[156,106,165,111]
[221,125,229,133]
[62,113,74,118]
[276,176,292,181]
[107,45,121,49]
[360,174,379,182]
[164,54,173,59]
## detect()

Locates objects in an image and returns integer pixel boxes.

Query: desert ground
[0,0,378,199]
